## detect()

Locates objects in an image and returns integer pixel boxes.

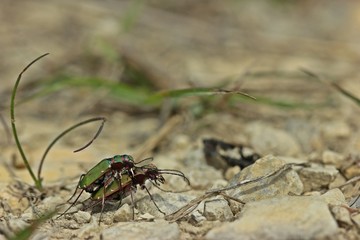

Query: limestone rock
[113,203,132,222]
[298,164,338,191]
[101,220,179,240]
[227,155,303,202]
[136,192,195,218]
[203,196,233,221]
[322,150,345,168]
[343,165,360,179]
[319,188,347,206]
[73,211,91,224]
[206,196,338,240]
[330,205,353,229]
[190,210,206,225]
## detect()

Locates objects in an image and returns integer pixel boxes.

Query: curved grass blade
[37,117,106,182]
[73,117,106,153]
[10,53,49,189]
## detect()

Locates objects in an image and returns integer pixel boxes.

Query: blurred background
[1,0,360,183]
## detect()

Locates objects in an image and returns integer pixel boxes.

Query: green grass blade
[9,210,57,240]
[10,53,49,189]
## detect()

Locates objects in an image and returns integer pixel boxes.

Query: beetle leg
[57,189,84,219]
[130,189,135,220]
[114,170,122,189]
[143,185,165,215]
[115,194,123,210]
[66,174,85,203]
[98,188,106,225]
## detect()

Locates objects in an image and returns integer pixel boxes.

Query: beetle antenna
[158,169,188,176]
[151,181,190,193]
[135,157,154,166]
[158,171,190,185]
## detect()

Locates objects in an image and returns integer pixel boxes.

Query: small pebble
[139,213,155,221]
[113,204,133,222]
[322,150,345,168]
[298,164,338,191]
[74,211,91,224]
[190,211,206,225]
[330,205,353,228]
[203,196,233,221]
[224,166,241,181]
[319,188,347,206]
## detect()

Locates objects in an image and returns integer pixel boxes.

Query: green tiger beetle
[58,156,190,224]
[65,154,152,200]
[91,163,190,221]
[57,155,147,218]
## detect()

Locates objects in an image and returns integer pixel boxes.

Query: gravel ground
[1,1,360,239]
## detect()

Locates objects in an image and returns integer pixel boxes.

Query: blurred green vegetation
[9,210,57,240]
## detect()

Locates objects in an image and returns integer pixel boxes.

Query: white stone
[206,196,338,240]
[101,220,179,240]
[228,155,303,202]
[298,163,338,191]
[203,197,233,221]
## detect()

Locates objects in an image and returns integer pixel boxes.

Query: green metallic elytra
[79,154,135,191]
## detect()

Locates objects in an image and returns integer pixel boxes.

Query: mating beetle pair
[58,154,190,223]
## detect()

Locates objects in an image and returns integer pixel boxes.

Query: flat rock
[343,165,360,179]
[227,155,303,202]
[101,220,179,240]
[190,210,206,225]
[203,196,233,221]
[352,213,360,228]
[330,205,353,228]
[298,164,338,192]
[113,203,132,222]
[319,188,347,206]
[24,196,63,218]
[205,196,338,240]
[73,220,99,239]
[136,192,195,218]
[322,150,345,168]
[73,211,91,224]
